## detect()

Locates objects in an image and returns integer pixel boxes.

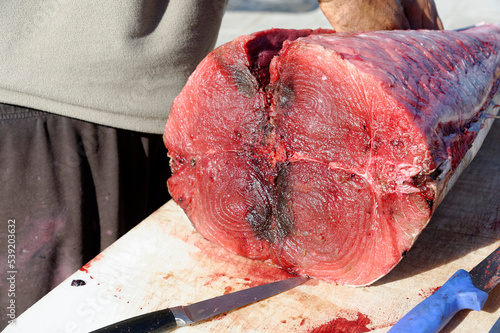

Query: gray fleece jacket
[0,0,227,134]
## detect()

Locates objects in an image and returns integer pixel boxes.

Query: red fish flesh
[164,25,500,285]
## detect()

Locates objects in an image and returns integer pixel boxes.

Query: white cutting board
[3,117,500,333]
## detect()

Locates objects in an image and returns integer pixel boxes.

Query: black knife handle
[89,308,177,333]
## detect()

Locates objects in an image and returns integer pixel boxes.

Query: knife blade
[389,246,500,333]
[490,316,500,333]
[89,275,308,333]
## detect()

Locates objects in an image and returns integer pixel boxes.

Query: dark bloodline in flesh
[242,31,313,242]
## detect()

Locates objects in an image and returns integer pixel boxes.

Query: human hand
[318,0,444,32]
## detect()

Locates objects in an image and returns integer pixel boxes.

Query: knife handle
[89,308,177,333]
[389,269,489,333]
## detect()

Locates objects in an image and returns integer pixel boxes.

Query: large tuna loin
[164,25,500,286]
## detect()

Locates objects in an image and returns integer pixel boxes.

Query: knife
[389,246,500,332]
[490,316,500,333]
[89,275,308,333]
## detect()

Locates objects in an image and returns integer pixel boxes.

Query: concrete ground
[217,0,500,46]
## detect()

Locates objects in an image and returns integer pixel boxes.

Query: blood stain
[79,254,104,274]
[310,312,371,333]
[419,286,441,298]
[204,272,228,286]
[224,286,233,294]
[79,264,90,274]
[209,313,227,322]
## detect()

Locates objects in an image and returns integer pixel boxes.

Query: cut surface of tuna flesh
[164,25,500,286]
